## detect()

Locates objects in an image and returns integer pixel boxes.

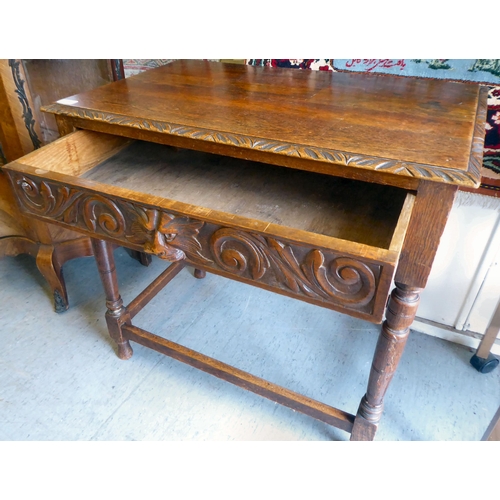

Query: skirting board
[412,317,500,356]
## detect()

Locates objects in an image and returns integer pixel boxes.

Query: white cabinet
[412,190,500,355]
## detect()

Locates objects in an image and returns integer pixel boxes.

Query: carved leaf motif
[210,228,378,308]
[82,195,125,236]
[303,250,376,306]
[210,228,269,279]
[42,104,480,186]
[11,172,380,309]
[11,174,211,264]
[125,206,158,242]
[265,238,318,297]
[16,176,54,214]
[15,175,87,223]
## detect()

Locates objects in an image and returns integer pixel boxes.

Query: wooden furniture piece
[470,296,500,373]
[0,59,123,311]
[2,61,488,440]
[482,405,500,441]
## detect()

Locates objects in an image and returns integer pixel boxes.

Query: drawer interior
[86,141,411,249]
[12,130,414,252]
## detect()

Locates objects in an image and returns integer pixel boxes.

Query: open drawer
[3,130,415,323]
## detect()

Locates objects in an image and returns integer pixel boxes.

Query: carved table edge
[41,103,482,188]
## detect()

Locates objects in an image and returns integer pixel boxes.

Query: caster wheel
[470,353,499,374]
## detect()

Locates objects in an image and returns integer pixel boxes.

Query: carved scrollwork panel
[9,172,386,315]
[9,173,211,264]
[209,227,380,311]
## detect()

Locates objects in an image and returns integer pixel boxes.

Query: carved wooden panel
[7,171,395,320]
[42,102,485,188]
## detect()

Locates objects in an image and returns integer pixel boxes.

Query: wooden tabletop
[43,60,488,187]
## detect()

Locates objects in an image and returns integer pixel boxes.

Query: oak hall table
[2,61,488,440]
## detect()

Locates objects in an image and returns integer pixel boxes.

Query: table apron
[6,170,397,322]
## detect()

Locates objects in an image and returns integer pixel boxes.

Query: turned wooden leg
[91,238,133,360]
[349,181,458,440]
[194,268,206,279]
[351,283,422,441]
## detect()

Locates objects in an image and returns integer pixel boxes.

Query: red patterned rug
[485,86,500,174]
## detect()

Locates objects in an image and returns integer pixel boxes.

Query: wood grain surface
[41,60,487,187]
[84,140,409,249]
[3,60,488,440]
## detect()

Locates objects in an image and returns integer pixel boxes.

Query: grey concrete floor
[1,248,499,441]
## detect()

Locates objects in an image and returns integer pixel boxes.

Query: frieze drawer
[3,130,415,322]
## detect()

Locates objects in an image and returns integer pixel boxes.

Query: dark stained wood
[6,157,408,322]
[124,249,153,267]
[42,60,487,187]
[122,323,356,433]
[2,61,488,440]
[54,112,422,191]
[193,269,206,279]
[350,414,378,441]
[351,283,422,441]
[0,59,120,312]
[90,238,133,360]
[110,59,125,81]
[396,181,458,288]
[22,59,115,144]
